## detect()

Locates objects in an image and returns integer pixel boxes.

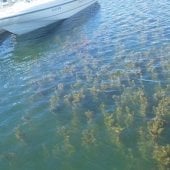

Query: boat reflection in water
[4,3,100,62]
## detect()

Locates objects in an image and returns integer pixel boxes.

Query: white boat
[0,0,97,35]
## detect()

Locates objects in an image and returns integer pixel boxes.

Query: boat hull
[0,0,97,35]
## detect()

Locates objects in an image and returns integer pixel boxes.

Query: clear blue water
[0,0,170,169]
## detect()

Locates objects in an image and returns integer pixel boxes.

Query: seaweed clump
[45,43,170,170]
[153,145,170,169]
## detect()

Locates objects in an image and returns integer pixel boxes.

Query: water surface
[0,0,170,170]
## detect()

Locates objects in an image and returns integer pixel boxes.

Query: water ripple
[0,0,170,170]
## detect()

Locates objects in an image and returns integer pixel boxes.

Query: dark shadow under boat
[0,31,11,45]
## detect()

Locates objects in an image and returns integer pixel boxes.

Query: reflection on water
[0,0,170,170]
[12,3,100,62]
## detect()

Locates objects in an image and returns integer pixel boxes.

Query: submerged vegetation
[27,44,170,169]
[0,43,169,170]
[0,0,170,169]
[0,42,169,170]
